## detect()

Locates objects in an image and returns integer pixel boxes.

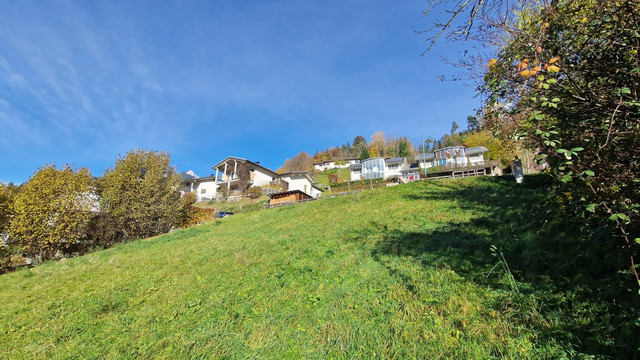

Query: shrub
[100,149,182,240]
[9,164,94,259]
[81,212,127,251]
[180,192,196,207]
[0,245,9,274]
[245,186,262,199]
[328,174,339,184]
[0,183,16,234]
[177,192,197,226]
[180,207,217,228]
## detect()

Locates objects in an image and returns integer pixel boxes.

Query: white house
[181,156,325,202]
[313,158,360,171]
[180,171,219,202]
[211,156,280,198]
[349,157,410,181]
[279,172,324,198]
[415,146,488,169]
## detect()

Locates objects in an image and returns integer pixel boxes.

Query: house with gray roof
[349,157,410,181]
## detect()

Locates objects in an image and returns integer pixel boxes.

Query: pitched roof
[385,157,405,164]
[180,170,199,180]
[268,189,312,199]
[415,153,435,161]
[279,171,318,184]
[212,156,279,177]
[465,146,489,155]
[313,158,360,165]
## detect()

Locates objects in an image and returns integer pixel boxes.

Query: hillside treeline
[279,126,517,173]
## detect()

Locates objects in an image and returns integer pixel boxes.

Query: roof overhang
[212,156,279,178]
[268,189,312,199]
[279,171,317,184]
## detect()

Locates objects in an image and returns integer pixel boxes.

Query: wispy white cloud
[0,0,481,182]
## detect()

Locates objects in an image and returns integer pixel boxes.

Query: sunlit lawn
[1,176,630,358]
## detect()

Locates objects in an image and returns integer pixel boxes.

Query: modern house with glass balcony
[349,157,410,181]
[415,146,489,170]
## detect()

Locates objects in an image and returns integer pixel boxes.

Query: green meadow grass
[313,168,351,188]
[196,195,270,214]
[0,176,633,358]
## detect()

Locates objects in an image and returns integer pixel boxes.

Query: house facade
[349,157,410,181]
[212,156,280,198]
[181,156,324,202]
[180,171,220,202]
[268,190,312,206]
[313,158,360,171]
[415,146,488,169]
[279,172,324,198]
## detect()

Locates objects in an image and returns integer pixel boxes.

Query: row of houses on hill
[182,146,494,206]
[314,146,492,181]
[181,156,324,205]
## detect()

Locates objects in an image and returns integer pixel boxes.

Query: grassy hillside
[0,176,636,358]
[313,168,351,188]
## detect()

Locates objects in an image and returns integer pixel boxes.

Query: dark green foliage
[360,146,370,161]
[482,0,639,288]
[352,135,366,147]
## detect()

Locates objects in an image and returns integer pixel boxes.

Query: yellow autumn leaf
[549,57,560,64]
[549,65,560,73]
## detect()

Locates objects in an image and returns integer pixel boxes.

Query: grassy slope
[0,177,628,358]
[194,195,270,214]
[314,168,351,188]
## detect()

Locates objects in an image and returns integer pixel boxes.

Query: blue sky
[0,0,485,183]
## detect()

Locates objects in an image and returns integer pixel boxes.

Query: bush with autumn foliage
[9,164,94,259]
[99,149,182,240]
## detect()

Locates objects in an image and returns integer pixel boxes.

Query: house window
[201,189,206,194]
[388,164,398,170]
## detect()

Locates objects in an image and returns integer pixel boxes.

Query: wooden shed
[268,190,312,206]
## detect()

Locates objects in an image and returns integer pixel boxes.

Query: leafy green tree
[450,121,459,135]
[9,165,94,259]
[0,182,17,235]
[0,182,16,273]
[360,146,370,161]
[467,115,481,131]
[351,135,368,158]
[100,149,182,239]
[463,130,515,167]
[352,135,366,147]
[483,0,639,246]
